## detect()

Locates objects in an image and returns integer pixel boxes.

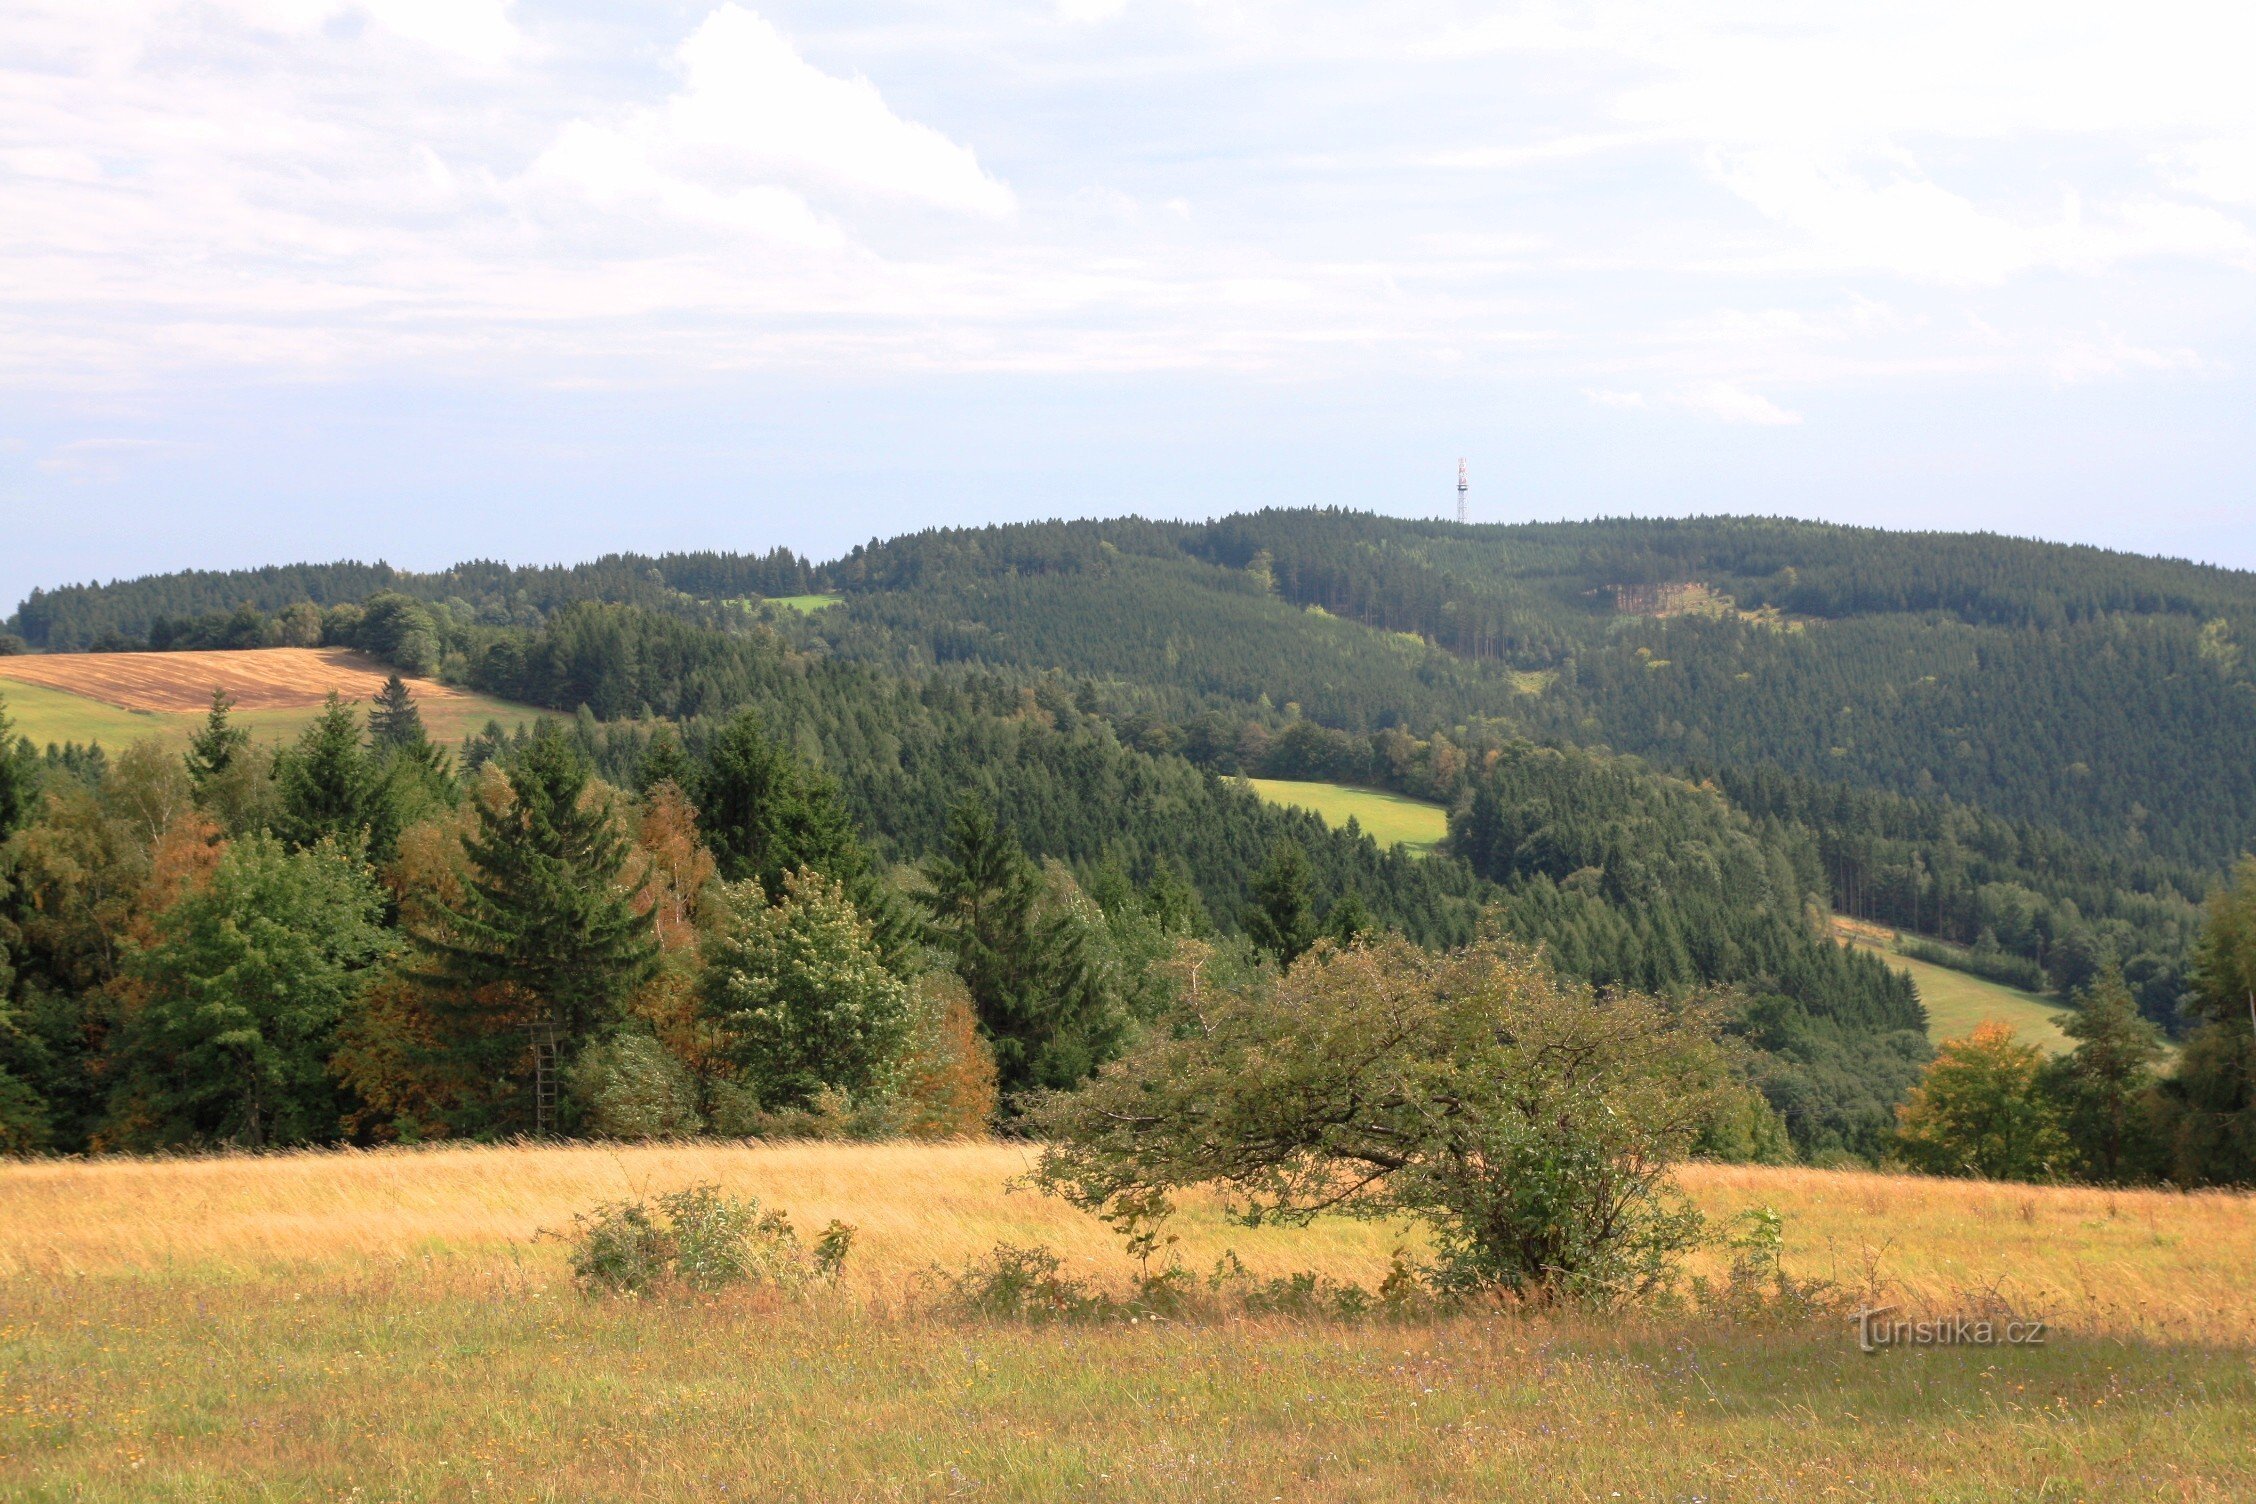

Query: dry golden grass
[5,1142,2254,1501]
[4,1142,2252,1343]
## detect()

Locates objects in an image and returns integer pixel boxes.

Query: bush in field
[566,1183,854,1297]
[568,1033,704,1139]
[569,1197,677,1296]
[1028,932,1744,1305]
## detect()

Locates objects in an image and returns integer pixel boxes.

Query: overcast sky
[5,1,2255,612]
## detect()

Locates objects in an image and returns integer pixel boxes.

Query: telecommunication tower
[1456,458,1468,524]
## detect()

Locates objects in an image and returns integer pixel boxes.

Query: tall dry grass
[4,1141,2252,1340]
[6,1142,2255,1501]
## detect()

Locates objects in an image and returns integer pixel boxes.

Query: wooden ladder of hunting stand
[530,1014,561,1136]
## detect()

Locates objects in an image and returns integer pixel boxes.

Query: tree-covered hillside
[10,507,2254,1158]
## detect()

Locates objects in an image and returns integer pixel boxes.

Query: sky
[5,0,2256,614]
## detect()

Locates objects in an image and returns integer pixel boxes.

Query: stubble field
[0,648,541,750]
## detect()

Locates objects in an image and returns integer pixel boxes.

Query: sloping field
[1,646,451,712]
[0,648,540,749]
[1833,918,2074,1054]
[1244,777,1450,855]
[2,1141,2252,1501]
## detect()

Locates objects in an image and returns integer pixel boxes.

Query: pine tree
[2041,964,2165,1182]
[920,798,1103,1100]
[698,709,861,895]
[273,694,401,856]
[367,674,427,751]
[414,730,659,1059]
[0,692,35,843]
[184,688,249,786]
[1244,840,1319,966]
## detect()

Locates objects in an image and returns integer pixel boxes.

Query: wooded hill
[9,509,2251,1156]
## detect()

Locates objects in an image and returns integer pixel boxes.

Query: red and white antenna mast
[1456,458,1468,524]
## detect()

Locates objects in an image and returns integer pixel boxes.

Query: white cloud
[0,0,2248,401]
[2049,335,2216,385]
[203,0,521,64]
[534,5,1014,225]
[1670,382,1802,426]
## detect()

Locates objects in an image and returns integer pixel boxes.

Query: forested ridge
[9,508,2256,1167]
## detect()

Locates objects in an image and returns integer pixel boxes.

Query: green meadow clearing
[765,593,844,613]
[1243,778,1450,855]
[1834,923,2075,1054]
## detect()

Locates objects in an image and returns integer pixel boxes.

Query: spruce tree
[637,725,698,799]
[184,687,249,786]
[2041,965,2165,1182]
[697,709,860,894]
[920,798,1103,1099]
[1244,840,1319,966]
[415,730,659,1051]
[0,692,35,843]
[273,693,401,858]
[367,674,427,751]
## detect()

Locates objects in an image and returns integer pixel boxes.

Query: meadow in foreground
[4,1140,2253,1502]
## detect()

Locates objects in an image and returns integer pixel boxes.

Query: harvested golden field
[0,648,541,749]
[0,647,456,714]
[3,1141,2253,1501]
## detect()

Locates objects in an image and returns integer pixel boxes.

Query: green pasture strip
[1244,777,1450,856]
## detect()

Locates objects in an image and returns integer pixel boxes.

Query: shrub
[568,1199,676,1297]
[940,1243,1411,1324]
[569,1034,704,1140]
[565,1183,853,1297]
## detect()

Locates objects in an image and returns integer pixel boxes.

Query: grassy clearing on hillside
[1244,777,1450,855]
[0,649,542,753]
[0,678,166,747]
[1834,920,2074,1054]
[765,593,844,613]
[2,1142,2252,1500]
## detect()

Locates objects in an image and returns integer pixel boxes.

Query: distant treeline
[9,549,816,652]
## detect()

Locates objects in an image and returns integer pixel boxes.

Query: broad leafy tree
[107,835,393,1148]
[1031,934,1739,1303]
[1891,1023,2069,1180]
[702,869,913,1110]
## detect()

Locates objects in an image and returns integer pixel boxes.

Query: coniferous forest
[8,509,2256,1181]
